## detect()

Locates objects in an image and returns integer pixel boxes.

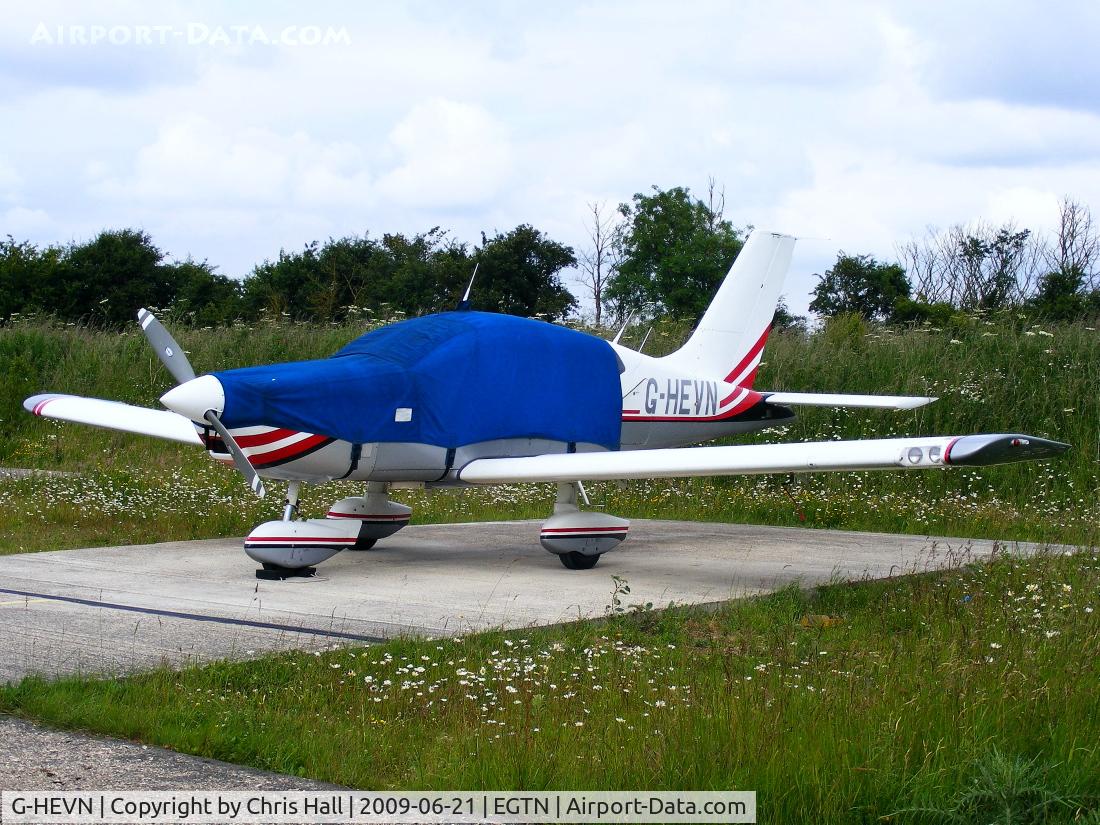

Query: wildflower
[989,642,1002,649]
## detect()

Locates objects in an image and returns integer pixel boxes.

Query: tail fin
[661,230,795,386]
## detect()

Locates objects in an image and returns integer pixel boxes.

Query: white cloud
[0,0,1098,311]
[984,187,1063,236]
[91,115,373,209]
[375,99,513,209]
[0,157,21,202]
[2,206,52,235]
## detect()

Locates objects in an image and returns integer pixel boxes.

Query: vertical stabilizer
[661,230,795,386]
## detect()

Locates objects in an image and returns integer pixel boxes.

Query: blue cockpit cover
[213,312,622,450]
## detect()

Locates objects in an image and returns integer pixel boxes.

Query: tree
[1030,198,1100,321]
[0,237,61,322]
[471,225,576,320]
[240,226,578,324]
[242,234,405,322]
[0,231,244,328]
[809,253,911,321]
[1031,265,1092,321]
[49,229,175,328]
[959,225,1035,310]
[604,185,745,323]
[164,259,243,326]
[771,296,806,333]
[897,221,1043,310]
[244,241,327,321]
[383,229,473,316]
[1045,197,1098,292]
[577,202,620,327]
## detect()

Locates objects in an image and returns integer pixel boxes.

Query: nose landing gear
[245,480,415,579]
[245,480,358,579]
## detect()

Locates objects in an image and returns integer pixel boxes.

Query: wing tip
[23,393,65,415]
[945,434,1070,466]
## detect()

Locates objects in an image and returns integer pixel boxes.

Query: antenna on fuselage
[612,312,636,345]
[456,263,479,311]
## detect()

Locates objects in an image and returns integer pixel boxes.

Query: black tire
[351,537,378,552]
[257,563,315,580]
[559,551,600,570]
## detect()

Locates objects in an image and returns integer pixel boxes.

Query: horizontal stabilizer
[763,392,936,410]
[24,394,203,445]
[458,433,1068,484]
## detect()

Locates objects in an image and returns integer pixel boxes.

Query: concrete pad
[0,717,339,790]
[0,520,1052,683]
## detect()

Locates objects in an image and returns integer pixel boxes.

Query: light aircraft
[25,231,1068,578]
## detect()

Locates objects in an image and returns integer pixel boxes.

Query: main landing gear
[540,482,629,570]
[244,481,411,579]
[327,482,412,551]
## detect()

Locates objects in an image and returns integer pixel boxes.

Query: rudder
[661,230,795,386]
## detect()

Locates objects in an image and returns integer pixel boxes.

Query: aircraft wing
[24,394,203,446]
[763,392,936,410]
[457,434,1068,484]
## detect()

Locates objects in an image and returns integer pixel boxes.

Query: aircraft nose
[160,375,225,422]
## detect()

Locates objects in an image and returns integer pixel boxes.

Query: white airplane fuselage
[201,342,795,485]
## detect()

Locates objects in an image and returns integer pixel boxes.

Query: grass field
[1,314,1097,554]
[2,547,1097,821]
[1,315,1098,821]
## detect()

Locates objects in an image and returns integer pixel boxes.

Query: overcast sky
[2,1,1099,316]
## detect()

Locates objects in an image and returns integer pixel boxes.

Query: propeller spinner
[137,308,266,498]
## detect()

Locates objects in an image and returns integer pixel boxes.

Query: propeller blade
[204,410,266,498]
[137,308,196,385]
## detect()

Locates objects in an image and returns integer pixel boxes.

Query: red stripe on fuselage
[234,428,299,447]
[622,389,761,423]
[250,434,332,465]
